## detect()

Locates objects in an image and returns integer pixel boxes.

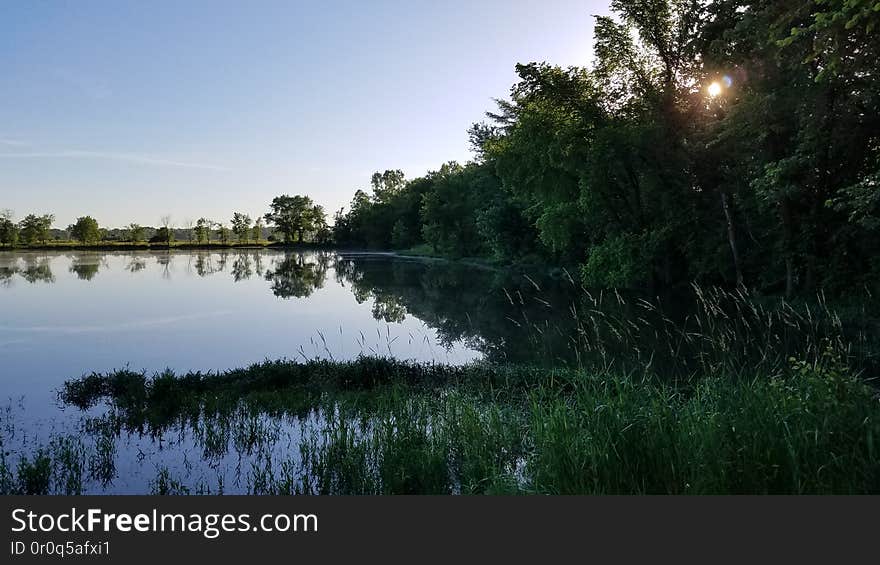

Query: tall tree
[68,216,101,244]
[231,212,252,244]
[18,214,54,245]
[328,0,880,294]
[0,210,18,247]
[127,223,145,243]
[370,169,406,204]
[265,195,323,243]
[194,218,211,244]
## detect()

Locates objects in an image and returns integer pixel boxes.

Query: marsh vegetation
[1,249,877,494]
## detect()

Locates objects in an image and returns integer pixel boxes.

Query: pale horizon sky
[0,0,607,228]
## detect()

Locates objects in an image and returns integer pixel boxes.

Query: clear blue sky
[0,0,607,228]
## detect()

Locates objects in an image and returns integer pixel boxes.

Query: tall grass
[0,436,87,495]
[45,350,880,494]
[514,280,874,380]
[3,284,877,494]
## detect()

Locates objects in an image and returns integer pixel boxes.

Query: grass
[42,352,880,494]
[516,282,877,380]
[0,436,87,495]
[2,281,878,494]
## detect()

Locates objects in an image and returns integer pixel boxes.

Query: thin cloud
[0,138,29,147]
[0,150,231,171]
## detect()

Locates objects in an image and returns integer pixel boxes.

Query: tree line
[0,195,331,247]
[333,0,880,295]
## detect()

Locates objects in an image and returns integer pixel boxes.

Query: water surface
[2,249,561,492]
[1,250,865,493]
[0,250,506,409]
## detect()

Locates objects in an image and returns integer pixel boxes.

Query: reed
[3,285,877,494]
[35,351,880,494]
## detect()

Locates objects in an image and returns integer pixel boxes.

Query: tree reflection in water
[69,253,103,281]
[265,252,330,298]
[19,254,55,284]
[0,249,578,364]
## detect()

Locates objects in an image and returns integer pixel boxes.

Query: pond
[1,250,493,410]
[0,249,866,493]
[0,249,577,493]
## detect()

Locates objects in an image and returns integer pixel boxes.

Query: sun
[707,81,723,97]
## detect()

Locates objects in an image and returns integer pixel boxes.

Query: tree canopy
[264,195,328,244]
[68,216,101,244]
[332,0,880,295]
[3,0,877,296]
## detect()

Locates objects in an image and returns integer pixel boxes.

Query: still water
[1,250,495,412]
[0,249,568,492]
[0,250,858,493]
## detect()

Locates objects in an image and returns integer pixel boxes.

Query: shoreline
[0,241,333,252]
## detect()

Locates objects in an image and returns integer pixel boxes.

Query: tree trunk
[719,191,743,287]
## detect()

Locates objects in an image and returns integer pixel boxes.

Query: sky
[0,0,608,228]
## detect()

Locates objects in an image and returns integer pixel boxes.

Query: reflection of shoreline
[0,249,549,363]
[0,254,56,284]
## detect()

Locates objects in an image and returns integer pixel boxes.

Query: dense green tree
[307,205,330,244]
[68,216,101,244]
[421,162,494,257]
[194,218,211,244]
[0,210,18,247]
[329,0,879,296]
[698,0,880,293]
[484,63,596,261]
[334,175,404,248]
[126,223,145,243]
[265,195,326,243]
[333,169,452,251]
[151,227,174,245]
[18,214,54,245]
[370,169,406,204]
[231,212,252,244]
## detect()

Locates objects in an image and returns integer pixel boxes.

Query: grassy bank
[3,356,874,495]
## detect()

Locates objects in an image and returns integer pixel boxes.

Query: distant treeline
[0,195,331,247]
[0,212,273,246]
[332,0,880,296]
